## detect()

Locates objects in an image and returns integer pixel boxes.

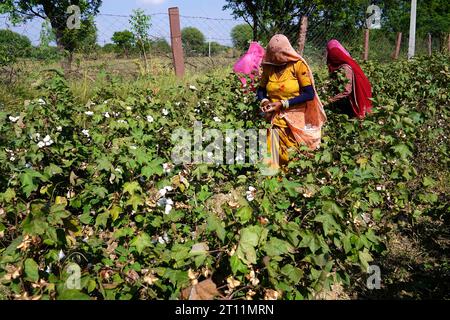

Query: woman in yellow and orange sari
[257,35,326,168]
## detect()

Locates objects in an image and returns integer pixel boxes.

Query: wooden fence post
[392,32,402,60]
[298,16,308,56]
[428,33,432,56]
[363,29,370,61]
[168,7,185,78]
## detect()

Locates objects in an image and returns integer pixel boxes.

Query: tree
[129,9,151,73]
[39,19,55,47]
[231,24,253,51]
[182,27,205,56]
[0,0,102,72]
[150,38,171,54]
[112,30,135,57]
[0,29,31,66]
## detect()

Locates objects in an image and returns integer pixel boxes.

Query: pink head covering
[326,39,351,58]
[263,34,301,66]
[233,42,265,87]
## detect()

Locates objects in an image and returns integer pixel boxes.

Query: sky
[0,0,244,46]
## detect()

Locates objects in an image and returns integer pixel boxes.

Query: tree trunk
[252,17,259,41]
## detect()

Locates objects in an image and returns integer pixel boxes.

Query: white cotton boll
[9,116,20,123]
[38,99,46,105]
[58,250,65,261]
[147,115,154,123]
[56,126,62,132]
[246,194,255,202]
[162,109,169,116]
[175,102,181,106]
[165,186,173,192]
[213,117,222,123]
[126,106,132,111]
[37,141,46,148]
[158,189,167,197]
[82,129,90,137]
[158,236,165,244]
[130,145,137,150]
[117,120,127,124]
[376,186,382,191]
[104,112,110,118]
[25,163,32,168]
[43,135,51,143]
[85,111,94,116]
[165,204,173,215]
[248,186,256,192]
[189,85,197,91]
[9,156,15,161]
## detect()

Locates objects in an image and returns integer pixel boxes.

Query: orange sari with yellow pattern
[261,58,326,166]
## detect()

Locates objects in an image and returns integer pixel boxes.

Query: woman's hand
[263,101,282,113]
[260,99,270,113]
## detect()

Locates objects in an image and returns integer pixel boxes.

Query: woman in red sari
[326,40,373,119]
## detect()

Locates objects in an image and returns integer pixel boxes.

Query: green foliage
[112,30,135,57]
[0,29,31,66]
[231,24,253,51]
[0,54,448,300]
[182,27,206,57]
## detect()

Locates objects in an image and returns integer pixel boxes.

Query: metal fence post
[393,32,402,60]
[298,16,308,56]
[363,29,370,61]
[168,7,185,78]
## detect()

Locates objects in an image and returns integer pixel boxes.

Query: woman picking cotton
[256,35,326,168]
[326,40,373,119]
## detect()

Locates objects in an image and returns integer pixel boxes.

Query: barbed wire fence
[0,9,449,81]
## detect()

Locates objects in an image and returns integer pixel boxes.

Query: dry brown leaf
[180,278,219,300]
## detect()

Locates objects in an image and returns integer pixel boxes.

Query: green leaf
[358,249,374,271]
[322,201,344,218]
[20,169,44,197]
[281,264,303,284]
[392,144,412,159]
[123,181,142,195]
[130,233,152,254]
[236,206,253,224]
[263,237,295,257]
[24,258,39,282]
[58,289,91,300]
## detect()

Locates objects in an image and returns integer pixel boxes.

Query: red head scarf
[326,40,373,119]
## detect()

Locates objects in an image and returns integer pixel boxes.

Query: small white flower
[9,156,15,161]
[43,135,51,143]
[56,126,62,132]
[45,139,54,147]
[162,109,169,116]
[163,163,173,173]
[58,250,65,261]
[85,111,94,116]
[37,141,46,148]
[213,117,222,123]
[9,116,20,123]
[104,112,110,118]
[189,85,198,91]
[246,194,255,202]
[147,115,154,123]
[82,129,90,138]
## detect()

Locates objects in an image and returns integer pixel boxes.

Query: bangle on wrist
[281,100,289,109]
